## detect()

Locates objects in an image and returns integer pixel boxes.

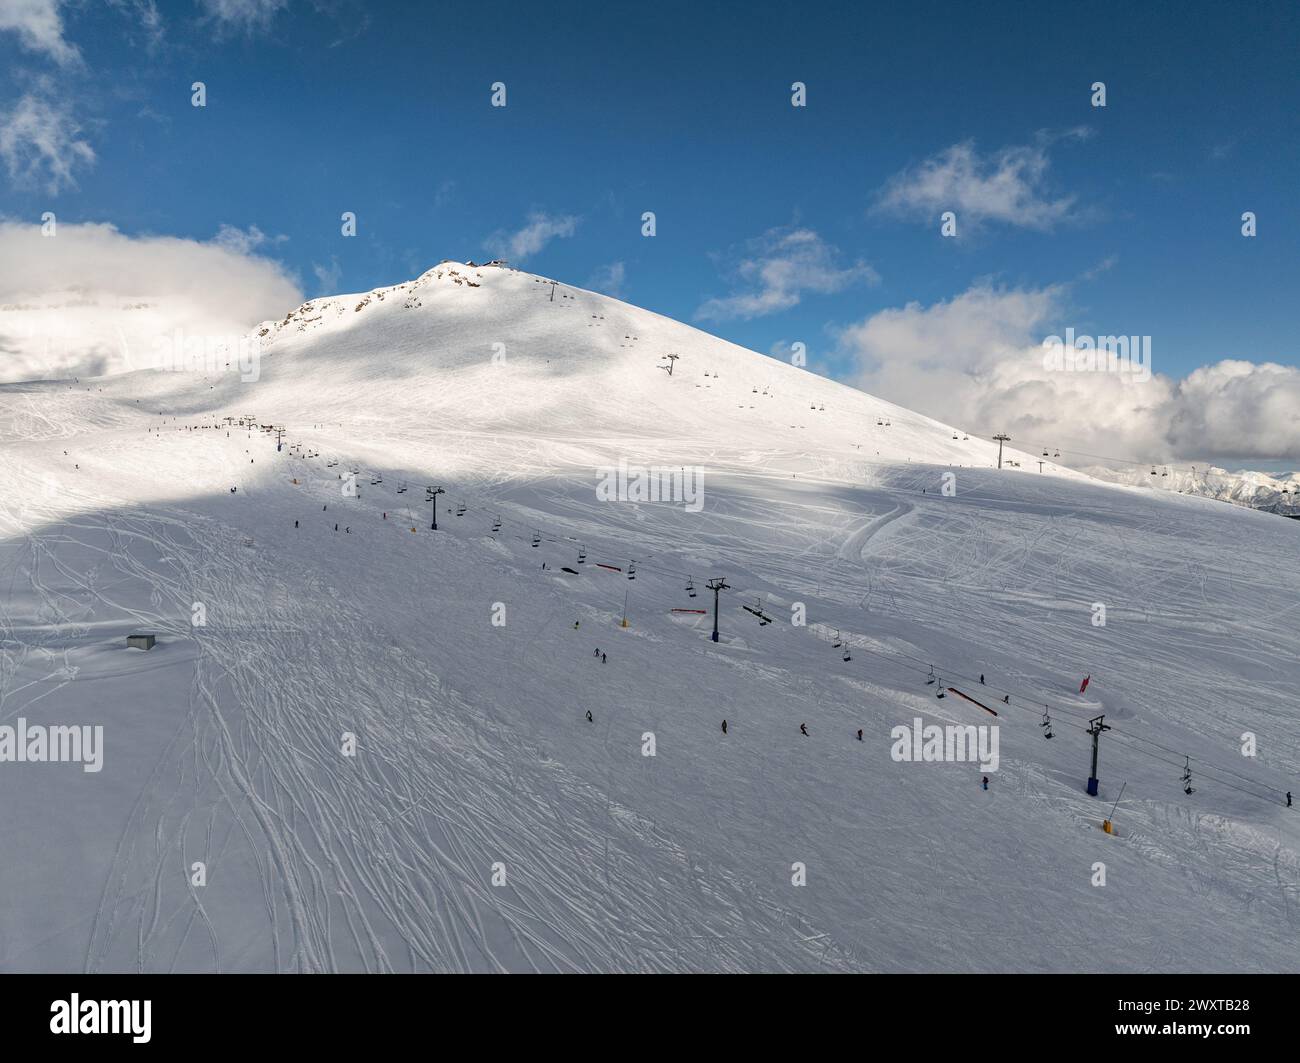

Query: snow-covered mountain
[2,263,1297,973]
[1084,461,1300,516]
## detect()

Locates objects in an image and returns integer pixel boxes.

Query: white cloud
[695,226,877,322]
[585,261,625,298]
[875,134,1086,232]
[489,211,578,262]
[213,223,287,256]
[311,256,341,294]
[841,282,1300,463]
[0,90,95,193]
[0,220,302,382]
[196,0,287,32]
[0,0,80,64]
[108,0,164,49]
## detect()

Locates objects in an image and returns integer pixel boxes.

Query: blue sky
[2,0,1298,462]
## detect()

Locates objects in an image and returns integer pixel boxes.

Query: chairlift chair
[491,516,502,533]
[531,530,540,548]
[686,576,696,598]
[577,545,587,563]
[455,501,466,517]
[627,561,636,580]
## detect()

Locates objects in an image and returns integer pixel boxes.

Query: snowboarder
[982,776,989,791]
[800,723,808,736]
[856,729,863,741]
[721,720,727,734]
[585,710,593,723]
[1080,674,1091,694]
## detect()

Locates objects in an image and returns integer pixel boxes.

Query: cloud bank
[0,220,302,382]
[841,282,1300,462]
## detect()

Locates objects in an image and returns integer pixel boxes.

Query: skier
[800,723,808,736]
[334,524,338,531]
[294,520,299,529]
[323,504,327,511]
[856,729,863,741]
[980,674,985,685]
[594,648,600,657]
[1288,791,1293,808]
[573,621,580,630]
[721,720,727,735]
[383,512,387,520]
[1002,694,1010,704]
[230,486,236,493]
[1080,674,1091,694]
[585,710,593,723]
[982,776,989,791]
[601,653,607,664]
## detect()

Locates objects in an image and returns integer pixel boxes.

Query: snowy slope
[1,263,1297,973]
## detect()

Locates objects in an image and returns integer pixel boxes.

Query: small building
[126,634,156,651]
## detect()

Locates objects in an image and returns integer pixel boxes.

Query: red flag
[1080,675,1090,694]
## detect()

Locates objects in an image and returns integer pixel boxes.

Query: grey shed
[126,634,156,651]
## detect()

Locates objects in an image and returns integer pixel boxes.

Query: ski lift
[936,679,946,699]
[832,629,842,648]
[455,501,467,517]
[819,404,825,411]
[491,516,502,533]
[842,642,851,662]
[1042,448,1049,457]
[1150,466,1158,476]
[531,530,540,548]
[1161,466,1169,477]
[952,433,959,440]
[963,434,969,441]
[686,576,696,598]
[1053,449,1060,457]
[371,475,382,485]
[877,419,883,426]
[1181,756,1195,794]
[925,664,936,686]
[752,387,758,393]
[1040,706,1054,739]
[885,420,891,426]
[577,545,587,564]
[627,561,636,580]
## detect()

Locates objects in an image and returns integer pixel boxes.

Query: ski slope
[1,263,1297,972]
